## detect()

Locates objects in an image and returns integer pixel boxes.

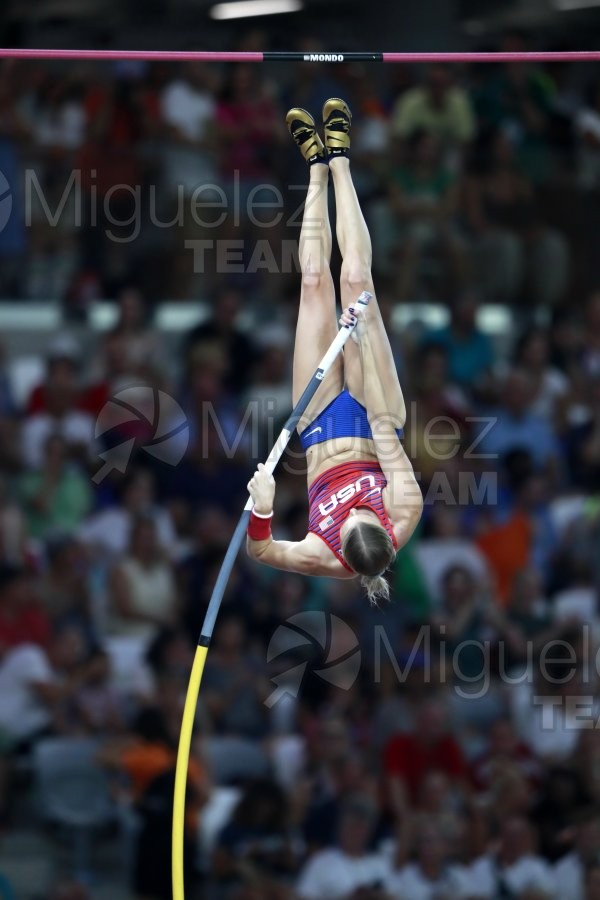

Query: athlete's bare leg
[330,155,406,427]
[293,163,342,429]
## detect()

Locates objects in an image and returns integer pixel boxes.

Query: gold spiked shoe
[285,107,327,165]
[322,98,352,157]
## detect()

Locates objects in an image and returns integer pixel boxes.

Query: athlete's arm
[247,532,323,575]
[343,307,423,545]
[246,464,352,576]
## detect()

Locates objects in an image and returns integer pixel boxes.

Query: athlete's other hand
[339,305,366,342]
[247,463,275,515]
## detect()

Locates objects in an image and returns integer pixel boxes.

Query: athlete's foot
[322,98,352,158]
[286,108,327,166]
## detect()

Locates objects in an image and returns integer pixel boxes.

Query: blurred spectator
[390,65,476,154]
[533,766,592,861]
[414,507,489,606]
[424,291,494,391]
[465,814,555,898]
[296,794,389,900]
[101,705,207,900]
[214,778,301,898]
[496,567,554,671]
[184,286,258,393]
[582,293,600,379]
[575,81,600,189]
[159,62,217,199]
[464,128,569,306]
[513,327,570,425]
[473,33,554,180]
[38,535,91,628]
[112,285,162,368]
[385,818,467,899]
[301,749,372,852]
[554,807,600,900]
[388,130,468,301]
[22,337,95,469]
[0,475,27,565]
[0,564,50,650]
[383,697,469,808]
[0,624,91,746]
[0,62,29,296]
[216,65,283,210]
[430,565,494,683]
[474,370,560,476]
[108,514,178,642]
[19,433,92,540]
[471,717,541,795]
[202,614,269,738]
[78,467,177,560]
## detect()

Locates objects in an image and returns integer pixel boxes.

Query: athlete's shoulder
[304,532,356,579]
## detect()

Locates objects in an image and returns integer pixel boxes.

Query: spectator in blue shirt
[474,369,561,480]
[425,292,494,391]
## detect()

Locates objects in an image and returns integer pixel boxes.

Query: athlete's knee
[301,250,330,287]
[341,259,373,292]
[301,269,329,294]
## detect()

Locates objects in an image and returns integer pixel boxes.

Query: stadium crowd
[0,32,599,900]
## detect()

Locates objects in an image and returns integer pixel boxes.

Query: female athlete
[246,100,423,602]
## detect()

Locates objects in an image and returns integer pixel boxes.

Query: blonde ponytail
[360,573,390,607]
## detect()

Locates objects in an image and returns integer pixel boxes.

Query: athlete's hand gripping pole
[172,291,371,900]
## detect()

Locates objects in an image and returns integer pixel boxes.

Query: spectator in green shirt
[19,433,92,540]
[388,129,468,300]
[391,65,476,152]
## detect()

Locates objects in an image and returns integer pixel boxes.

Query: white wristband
[251,509,274,519]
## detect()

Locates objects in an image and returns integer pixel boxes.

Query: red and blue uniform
[307,460,398,572]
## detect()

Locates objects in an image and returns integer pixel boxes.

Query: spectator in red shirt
[0,564,50,650]
[383,697,468,808]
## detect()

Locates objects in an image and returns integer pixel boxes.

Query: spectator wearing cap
[21,337,94,470]
[296,794,391,900]
[19,433,91,541]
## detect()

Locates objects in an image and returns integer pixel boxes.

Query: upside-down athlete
[246,100,423,602]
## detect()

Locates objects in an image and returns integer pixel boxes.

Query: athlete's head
[340,508,396,605]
